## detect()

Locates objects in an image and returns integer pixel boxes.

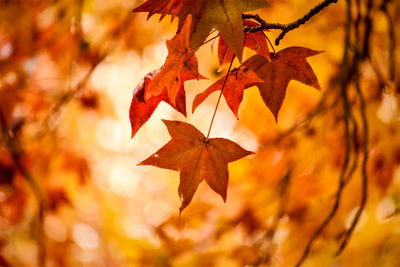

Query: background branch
[243,0,338,45]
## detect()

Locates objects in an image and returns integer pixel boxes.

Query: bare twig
[380,0,396,82]
[0,112,47,267]
[336,66,369,255]
[256,170,292,266]
[243,0,338,45]
[295,0,354,265]
[335,0,371,253]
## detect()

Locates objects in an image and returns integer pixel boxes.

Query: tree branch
[243,0,338,45]
[0,112,47,267]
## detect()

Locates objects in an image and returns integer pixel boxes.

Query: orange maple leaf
[192,65,263,118]
[138,120,254,213]
[145,15,199,106]
[243,46,322,121]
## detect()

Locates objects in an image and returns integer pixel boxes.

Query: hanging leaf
[243,46,322,120]
[139,120,254,213]
[192,65,263,118]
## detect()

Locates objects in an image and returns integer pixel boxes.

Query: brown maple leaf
[138,120,254,213]
[243,46,323,121]
[145,15,199,106]
[217,20,271,65]
[192,65,263,118]
[133,0,271,62]
[130,66,205,138]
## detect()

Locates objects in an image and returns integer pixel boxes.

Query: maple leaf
[145,15,200,106]
[192,65,263,118]
[133,0,184,22]
[138,120,254,213]
[130,67,204,138]
[133,0,271,62]
[217,20,271,65]
[243,46,323,121]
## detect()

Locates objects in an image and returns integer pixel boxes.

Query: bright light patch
[144,200,171,226]
[0,41,13,60]
[44,214,67,242]
[73,223,100,250]
[81,14,95,33]
[108,159,139,196]
[376,197,396,222]
[377,91,399,123]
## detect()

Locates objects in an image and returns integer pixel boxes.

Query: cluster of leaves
[1,0,399,266]
[130,0,322,213]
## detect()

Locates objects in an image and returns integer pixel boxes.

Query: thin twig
[295,0,354,265]
[335,0,371,252]
[0,113,47,267]
[243,0,338,45]
[336,67,369,255]
[380,0,396,82]
[256,170,292,266]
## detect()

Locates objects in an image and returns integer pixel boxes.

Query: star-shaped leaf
[133,0,271,62]
[192,65,263,118]
[145,15,198,106]
[138,120,254,213]
[243,46,323,121]
[183,0,271,62]
[130,66,205,138]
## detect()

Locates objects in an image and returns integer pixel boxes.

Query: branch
[243,0,338,45]
[336,65,369,256]
[257,170,292,266]
[295,0,355,265]
[335,0,371,254]
[0,112,47,267]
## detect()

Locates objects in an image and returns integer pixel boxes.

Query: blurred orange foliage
[0,0,399,266]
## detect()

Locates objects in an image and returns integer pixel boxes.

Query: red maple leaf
[192,65,263,118]
[145,15,200,106]
[130,67,205,138]
[139,120,254,213]
[243,46,322,120]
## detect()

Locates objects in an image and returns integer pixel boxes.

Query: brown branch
[335,0,371,254]
[243,0,338,45]
[0,112,47,267]
[34,14,133,141]
[380,0,396,82]
[336,66,369,255]
[256,170,292,266]
[295,0,354,265]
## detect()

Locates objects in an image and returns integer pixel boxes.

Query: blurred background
[0,0,399,266]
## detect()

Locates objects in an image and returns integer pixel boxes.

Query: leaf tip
[136,160,145,166]
[161,119,171,126]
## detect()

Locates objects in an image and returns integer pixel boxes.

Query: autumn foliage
[1,0,400,266]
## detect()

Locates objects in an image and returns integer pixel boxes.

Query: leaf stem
[206,56,235,139]
[262,31,276,54]
[190,29,219,52]
[191,35,219,51]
